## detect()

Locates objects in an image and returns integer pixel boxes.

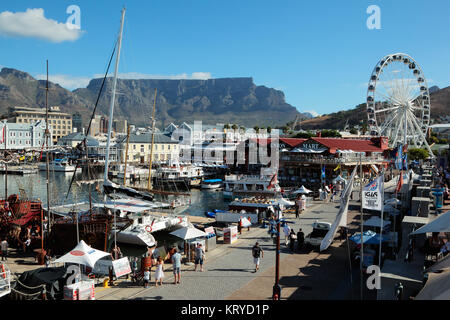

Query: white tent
[411,210,450,235]
[293,185,312,194]
[169,226,207,240]
[54,240,110,269]
[364,216,391,228]
[415,270,450,300]
[276,197,295,207]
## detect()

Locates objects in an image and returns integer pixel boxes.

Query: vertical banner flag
[362,175,383,211]
[321,165,326,179]
[395,145,403,170]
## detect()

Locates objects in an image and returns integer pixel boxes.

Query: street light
[272,205,281,300]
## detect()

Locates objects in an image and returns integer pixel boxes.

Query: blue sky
[0,0,449,116]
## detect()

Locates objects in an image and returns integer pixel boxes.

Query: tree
[293,131,313,138]
[408,148,430,160]
[231,124,238,131]
[349,128,358,135]
[320,129,342,138]
[267,126,272,134]
[361,124,368,135]
[253,126,260,133]
[224,123,230,130]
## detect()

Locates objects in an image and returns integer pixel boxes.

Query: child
[143,267,150,288]
[154,256,164,286]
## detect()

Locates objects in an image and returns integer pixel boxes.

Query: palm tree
[267,126,272,134]
[231,124,238,131]
[253,125,259,133]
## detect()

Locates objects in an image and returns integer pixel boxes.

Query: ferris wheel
[366,53,433,154]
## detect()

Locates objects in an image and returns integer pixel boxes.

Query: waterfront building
[72,113,83,133]
[114,119,127,134]
[116,132,179,164]
[0,119,52,150]
[6,106,72,144]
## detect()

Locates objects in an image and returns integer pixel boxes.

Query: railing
[0,269,11,298]
[280,155,385,164]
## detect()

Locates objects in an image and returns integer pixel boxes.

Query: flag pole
[359,152,364,300]
[378,172,384,270]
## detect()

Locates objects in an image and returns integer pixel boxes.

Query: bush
[408,148,430,160]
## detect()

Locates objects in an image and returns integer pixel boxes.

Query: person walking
[295,196,301,219]
[283,223,291,246]
[297,228,305,252]
[154,256,165,287]
[252,242,264,272]
[194,243,205,272]
[289,229,297,252]
[171,248,182,284]
[1,238,8,261]
[143,267,150,288]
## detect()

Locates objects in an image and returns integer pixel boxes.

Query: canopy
[293,185,312,194]
[384,204,400,214]
[169,226,207,240]
[54,240,110,269]
[364,216,391,228]
[410,210,450,235]
[425,254,450,273]
[415,270,450,300]
[349,230,376,245]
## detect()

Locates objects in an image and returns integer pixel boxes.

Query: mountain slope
[0,67,307,128]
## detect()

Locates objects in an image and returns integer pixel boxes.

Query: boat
[223,167,280,199]
[201,179,223,189]
[204,209,226,218]
[154,161,205,188]
[38,158,80,172]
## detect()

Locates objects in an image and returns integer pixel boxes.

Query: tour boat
[38,158,80,172]
[201,179,223,190]
[223,168,280,199]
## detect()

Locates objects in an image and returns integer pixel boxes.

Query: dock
[0,165,38,175]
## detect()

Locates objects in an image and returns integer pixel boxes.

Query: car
[304,221,332,249]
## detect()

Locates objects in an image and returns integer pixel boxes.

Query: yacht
[201,179,223,190]
[154,161,205,188]
[38,158,80,172]
[223,168,280,199]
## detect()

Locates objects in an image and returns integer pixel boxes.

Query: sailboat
[99,9,188,247]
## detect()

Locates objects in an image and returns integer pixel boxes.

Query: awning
[410,210,450,235]
[425,254,450,273]
[364,216,391,228]
[402,216,429,225]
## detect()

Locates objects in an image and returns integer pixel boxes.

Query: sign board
[223,226,238,244]
[362,175,383,211]
[92,258,113,276]
[112,257,132,278]
[204,227,215,235]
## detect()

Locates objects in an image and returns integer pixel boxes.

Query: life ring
[178,217,183,224]
[145,225,153,233]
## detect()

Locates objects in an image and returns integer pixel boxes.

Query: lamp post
[272,205,281,300]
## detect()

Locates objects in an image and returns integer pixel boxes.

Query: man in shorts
[252,242,264,272]
[171,248,182,284]
[194,243,205,272]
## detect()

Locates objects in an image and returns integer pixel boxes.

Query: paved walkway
[96,200,352,300]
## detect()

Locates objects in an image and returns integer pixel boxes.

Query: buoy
[103,278,109,288]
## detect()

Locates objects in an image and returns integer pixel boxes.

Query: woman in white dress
[154,256,165,286]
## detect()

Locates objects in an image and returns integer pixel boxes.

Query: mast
[45,60,51,233]
[359,152,364,300]
[147,88,157,191]
[123,124,131,186]
[103,8,126,186]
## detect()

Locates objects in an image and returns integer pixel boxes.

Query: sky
[0,0,449,117]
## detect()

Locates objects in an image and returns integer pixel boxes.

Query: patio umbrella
[169,226,207,240]
[425,254,450,273]
[54,240,110,269]
[415,270,450,300]
[240,217,252,227]
[364,233,390,245]
[410,210,450,235]
[293,185,312,194]
[349,230,377,245]
[276,197,295,207]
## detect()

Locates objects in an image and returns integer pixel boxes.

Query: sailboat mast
[123,124,131,186]
[45,60,51,233]
[103,8,126,185]
[147,88,157,191]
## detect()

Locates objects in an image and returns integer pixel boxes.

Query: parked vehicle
[304,221,331,249]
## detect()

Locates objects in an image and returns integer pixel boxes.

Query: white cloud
[303,110,321,117]
[0,8,82,43]
[93,72,212,80]
[35,74,91,90]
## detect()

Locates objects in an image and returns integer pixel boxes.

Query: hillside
[299,86,450,130]
[0,67,309,128]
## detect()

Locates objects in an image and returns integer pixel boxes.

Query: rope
[11,287,45,299]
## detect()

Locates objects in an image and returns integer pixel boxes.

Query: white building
[0,120,52,150]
